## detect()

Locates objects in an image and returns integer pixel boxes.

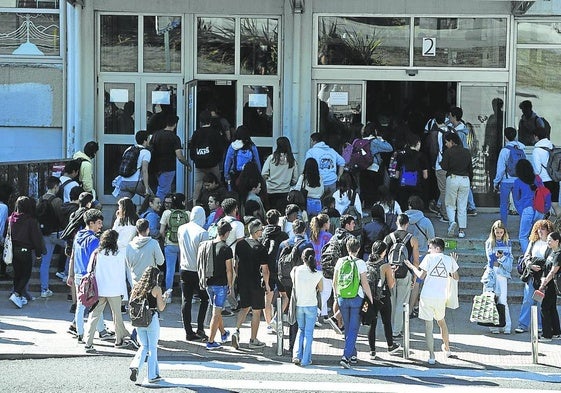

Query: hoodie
[305,142,346,186]
[73,229,99,275]
[125,235,165,284]
[223,140,261,180]
[261,154,299,194]
[405,209,435,253]
[73,151,96,199]
[9,212,45,255]
[177,206,209,272]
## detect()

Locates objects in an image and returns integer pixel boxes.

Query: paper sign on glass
[422,37,436,57]
[248,94,268,108]
[152,91,171,105]
[110,89,129,103]
[329,92,349,106]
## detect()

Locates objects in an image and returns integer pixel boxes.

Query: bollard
[277,297,283,356]
[531,305,539,364]
[403,303,410,359]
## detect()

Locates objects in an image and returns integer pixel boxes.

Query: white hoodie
[178,206,209,272]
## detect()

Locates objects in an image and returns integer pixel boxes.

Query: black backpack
[366,259,387,305]
[320,235,348,279]
[56,178,74,201]
[129,296,154,327]
[37,194,60,235]
[277,239,306,288]
[118,145,143,177]
[387,232,413,279]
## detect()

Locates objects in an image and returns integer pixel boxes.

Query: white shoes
[9,293,23,308]
[441,343,452,358]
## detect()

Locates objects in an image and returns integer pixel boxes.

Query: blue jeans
[40,233,65,291]
[499,181,515,225]
[518,278,543,330]
[73,275,104,335]
[164,244,179,291]
[294,306,316,365]
[519,207,543,254]
[338,295,363,359]
[468,189,476,210]
[156,171,175,201]
[130,315,161,380]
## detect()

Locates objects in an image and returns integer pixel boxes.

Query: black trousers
[540,285,561,339]
[367,294,394,350]
[12,247,32,296]
[180,270,209,334]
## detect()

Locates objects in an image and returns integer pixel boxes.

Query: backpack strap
[414,223,428,241]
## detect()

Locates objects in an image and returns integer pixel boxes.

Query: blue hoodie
[305,142,345,186]
[73,229,100,275]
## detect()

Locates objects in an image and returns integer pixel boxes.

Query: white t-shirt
[419,253,459,299]
[292,265,323,307]
[334,256,367,298]
[112,222,138,251]
[59,175,80,203]
[122,147,151,182]
[224,216,245,255]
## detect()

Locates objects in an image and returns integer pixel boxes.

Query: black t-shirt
[236,237,268,289]
[151,129,182,172]
[207,241,233,287]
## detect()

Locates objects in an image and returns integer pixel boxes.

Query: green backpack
[166,209,189,243]
[337,257,360,299]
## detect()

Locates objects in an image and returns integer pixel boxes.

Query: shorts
[544,180,560,202]
[238,286,265,310]
[206,285,228,309]
[419,296,446,321]
[268,276,286,293]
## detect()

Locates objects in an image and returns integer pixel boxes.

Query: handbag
[477,303,506,328]
[446,275,459,309]
[470,292,499,325]
[2,222,13,265]
[287,289,297,326]
[78,251,99,307]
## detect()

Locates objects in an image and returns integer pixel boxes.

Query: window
[100,15,138,72]
[240,18,278,75]
[197,17,235,74]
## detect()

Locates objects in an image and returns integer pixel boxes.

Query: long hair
[98,229,119,256]
[368,240,388,263]
[14,196,35,215]
[272,136,295,168]
[117,197,139,226]
[310,213,329,243]
[234,125,253,148]
[515,159,536,188]
[487,220,509,248]
[130,266,161,301]
[302,158,320,188]
[337,172,355,195]
[139,194,159,216]
[302,248,317,273]
[528,219,554,244]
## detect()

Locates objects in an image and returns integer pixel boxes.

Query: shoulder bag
[2,222,13,265]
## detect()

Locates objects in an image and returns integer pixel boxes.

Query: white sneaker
[447,222,458,237]
[441,343,452,358]
[165,295,172,304]
[41,289,53,298]
[458,230,466,239]
[20,297,28,305]
[9,293,23,308]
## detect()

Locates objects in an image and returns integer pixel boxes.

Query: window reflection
[518,22,561,45]
[243,85,273,137]
[100,15,138,72]
[197,17,235,74]
[103,144,128,195]
[240,18,278,75]
[317,17,410,66]
[144,16,181,73]
[104,83,135,135]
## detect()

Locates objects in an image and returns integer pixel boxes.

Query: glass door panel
[146,83,178,132]
[459,84,506,207]
[103,82,135,135]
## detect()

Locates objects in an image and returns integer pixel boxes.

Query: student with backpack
[159,193,189,303]
[57,160,81,203]
[364,241,400,359]
[332,237,373,369]
[493,127,526,226]
[138,195,162,239]
[395,134,429,211]
[383,214,420,339]
[115,130,153,199]
[532,126,560,217]
[333,172,362,218]
[309,214,333,320]
[224,125,261,192]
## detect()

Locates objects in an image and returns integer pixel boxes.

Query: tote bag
[446,275,459,309]
[2,222,13,265]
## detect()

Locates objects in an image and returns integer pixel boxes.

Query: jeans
[156,171,175,201]
[390,272,412,335]
[519,207,543,254]
[445,175,470,229]
[518,278,542,330]
[493,273,511,332]
[436,169,447,218]
[338,295,363,359]
[74,275,104,335]
[294,306,316,366]
[40,233,66,291]
[499,181,515,225]
[467,188,476,210]
[164,244,179,291]
[180,270,209,334]
[130,315,161,380]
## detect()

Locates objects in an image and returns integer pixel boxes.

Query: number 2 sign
[422,37,436,57]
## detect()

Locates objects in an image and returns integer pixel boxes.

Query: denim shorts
[207,285,228,308]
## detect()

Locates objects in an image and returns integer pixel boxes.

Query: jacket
[513,177,536,214]
[197,240,215,289]
[72,229,99,276]
[532,138,554,182]
[73,151,96,199]
[125,235,165,284]
[178,206,209,272]
[8,213,45,255]
[364,136,393,172]
[493,140,526,186]
[405,209,435,253]
[485,239,513,279]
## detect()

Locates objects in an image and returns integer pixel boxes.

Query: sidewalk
[1,294,559,370]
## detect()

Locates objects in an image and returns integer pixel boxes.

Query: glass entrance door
[458,83,507,206]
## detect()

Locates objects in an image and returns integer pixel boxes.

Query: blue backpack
[505,145,526,178]
[233,148,254,173]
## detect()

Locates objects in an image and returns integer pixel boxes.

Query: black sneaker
[186,332,201,341]
[67,324,77,336]
[388,343,401,354]
[196,329,209,342]
[349,356,358,365]
[340,357,351,369]
[77,335,85,344]
[467,209,478,216]
[69,303,76,313]
[129,368,138,382]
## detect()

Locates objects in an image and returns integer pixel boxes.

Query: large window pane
[240,18,278,75]
[0,0,59,8]
[414,18,507,68]
[0,12,59,56]
[518,22,561,44]
[317,17,410,66]
[100,15,138,72]
[143,16,181,73]
[243,85,273,137]
[146,83,177,132]
[516,48,561,145]
[103,83,135,135]
[197,17,235,74]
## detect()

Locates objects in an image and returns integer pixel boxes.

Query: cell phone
[497,250,504,255]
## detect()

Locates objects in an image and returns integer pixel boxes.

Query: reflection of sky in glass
[518,22,561,44]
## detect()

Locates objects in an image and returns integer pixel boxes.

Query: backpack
[533,175,552,214]
[232,147,254,173]
[277,239,306,288]
[207,222,219,240]
[374,201,397,232]
[535,116,551,139]
[366,259,387,305]
[56,178,74,200]
[505,145,526,178]
[320,236,347,279]
[166,209,189,243]
[347,138,374,171]
[129,296,154,327]
[118,145,143,177]
[337,257,360,298]
[37,194,60,235]
[387,232,413,279]
[539,146,561,182]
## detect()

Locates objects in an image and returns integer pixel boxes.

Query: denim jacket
[485,239,513,279]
